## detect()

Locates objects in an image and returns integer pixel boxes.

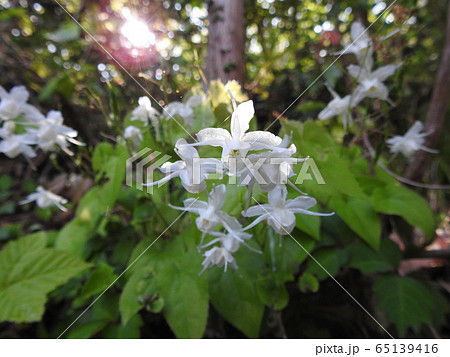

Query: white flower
[243,185,333,235]
[0,85,43,122]
[195,99,282,162]
[0,133,37,158]
[20,186,68,211]
[200,246,237,273]
[131,96,160,126]
[318,86,356,128]
[348,62,401,102]
[0,121,17,137]
[335,21,374,66]
[202,231,246,253]
[169,184,240,236]
[386,121,436,158]
[29,111,82,153]
[236,138,305,194]
[164,102,194,126]
[124,125,143,146]
[145,138,222,193]
[200,208,260,251]
[185,94,206,108]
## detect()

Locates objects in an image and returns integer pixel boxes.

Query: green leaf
[73,262,117,308]
[295,211,321,240]
[46,22,80,42]
[302,121,336,148]
[256,270,292,310]
[57,144,127,257]
[330,197,381,250]
[374,275,448,337]
[0,223,22,242]
[348,238,401,274]
[208,248,265,338]
[271,231,316,273]
[128,229,209,338]
[67,320,108,339]
[191,100,216,132]
[39,75,75,101]
[319,154,365,199]
[157,262,208,338]
[0,233,47,286]
[119,267,159,325]
[55,219,92,257]
[305,247,349,281]
[92,143,127,205]
[208,269,264,338]
[372,185,435,239]
[295,101,326,113]
[103,314,143,339]
[0,236,90,322]
[298,272,319,293]
[0,174,12,191]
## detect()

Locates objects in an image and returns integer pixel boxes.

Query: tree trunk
[405,2,450,181]
[205,0,247,85]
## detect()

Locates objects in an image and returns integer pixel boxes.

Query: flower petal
[242,131,282,149]
[10,86,29,103]
[289,208,335,216]
[372,63,401,81]
[285,195,317,210]
[230,100,254,139]
[196,127,232,146]
[242,204,270,218]
[209,184,226,210]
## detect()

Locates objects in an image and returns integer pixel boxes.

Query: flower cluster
[148,94,333,273]
[0,85,83,158]
[320,21,434,160]
[123,94,206,148]
[319,21,401,128]
[0,85,83,212]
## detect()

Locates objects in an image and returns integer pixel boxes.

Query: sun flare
[120,17,155,48]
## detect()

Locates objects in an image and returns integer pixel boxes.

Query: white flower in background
[185,94,206,108]
[335,21,373,66]
[386,121,437,158]
[200,246,238,273]
[20,186,68,211]
[124,125,143,147]
[164,101,194,126]
[0,85,43,122]
[29,110,83,153]
[145,138,222,193]
[348,62,401,102]
[195,99,282,162]
[163,95,205,127]
[318,86,356,128]
[131,96,160,127]
[0,121,37,158]
[0,132,37,158]
[243,185,333,235]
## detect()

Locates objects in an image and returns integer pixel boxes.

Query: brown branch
[405,2,450,181]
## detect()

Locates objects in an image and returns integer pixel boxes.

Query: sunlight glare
[121,17,156,48]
